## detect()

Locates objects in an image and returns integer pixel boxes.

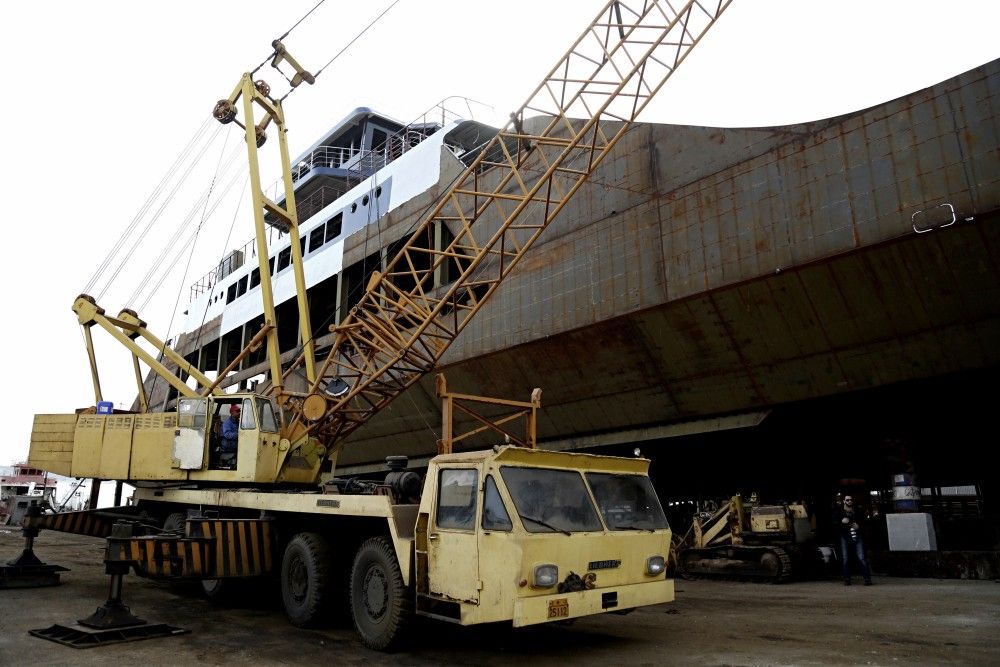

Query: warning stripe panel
[107,537,214,578]
[107,518,275,579]
[31,510,117,538]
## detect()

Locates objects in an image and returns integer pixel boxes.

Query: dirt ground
[1,529,998,666]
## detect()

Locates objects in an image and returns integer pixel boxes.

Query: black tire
[200,577,231,602]
[350,536,412,652]
[281,532,334,627]
[162,512,186,534]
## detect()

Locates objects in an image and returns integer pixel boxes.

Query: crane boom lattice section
[279,0,731,449]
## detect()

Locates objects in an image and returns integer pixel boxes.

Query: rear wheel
[281,532,334,627]
[350,536,412,651]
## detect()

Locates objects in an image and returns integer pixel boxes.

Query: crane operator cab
[175,394,284,482]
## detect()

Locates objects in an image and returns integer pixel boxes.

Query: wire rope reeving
[136,163,248,312]
[84,118,214,296]
[143,125,233,404]
[278,0,403,102]
[189,176,250,360]
[250,0,329,75]
[128,144,245,308]
[96,124,225,302]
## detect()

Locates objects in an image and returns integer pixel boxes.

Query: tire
[162,512,186,534]
[281,532,334,627]
[200,577,231,602]
[350,536,412,652]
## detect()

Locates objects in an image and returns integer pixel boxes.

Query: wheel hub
[288,554,308,603]
[363,564,388,621]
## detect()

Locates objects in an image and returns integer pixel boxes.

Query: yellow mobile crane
[15,0,732,651]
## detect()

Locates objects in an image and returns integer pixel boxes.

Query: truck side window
[437,469,478,530]
[481,475,512,531]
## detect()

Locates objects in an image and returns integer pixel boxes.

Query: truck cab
[413,446,673,627]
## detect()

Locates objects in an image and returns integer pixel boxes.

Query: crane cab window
[177,398,207,431]
[239,398,256,429]
[257,398,278,432]
[436,469,478,530]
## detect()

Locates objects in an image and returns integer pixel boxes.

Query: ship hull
[166,60,999,467]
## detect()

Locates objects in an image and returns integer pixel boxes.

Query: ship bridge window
[268,257,275,276]
[250,267,260,289]
[325,213,342,242]
[299,236,306,257]
[236,275,248,297]
[226,283,237,304]
[278,247,291,272]
[309,226,325,253]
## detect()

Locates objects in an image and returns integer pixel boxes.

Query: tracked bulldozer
[674,494,825,583]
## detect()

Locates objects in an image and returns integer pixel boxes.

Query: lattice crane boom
[274,0,732,456]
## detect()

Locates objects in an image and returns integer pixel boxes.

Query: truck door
[427,467,480,604]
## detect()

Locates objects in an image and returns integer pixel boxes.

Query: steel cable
[84,118,215,296]
[127,140,244,308]
[95,124,225,301]
[134,157,247,312]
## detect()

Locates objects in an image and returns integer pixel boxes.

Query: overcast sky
[2,0,998,466]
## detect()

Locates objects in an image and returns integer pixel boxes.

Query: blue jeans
[840,534,872,583]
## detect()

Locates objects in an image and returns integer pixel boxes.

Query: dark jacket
[832,504,867,540]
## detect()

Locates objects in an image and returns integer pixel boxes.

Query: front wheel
[350,536,412,651]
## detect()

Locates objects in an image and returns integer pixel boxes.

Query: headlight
[533,564,559,587]
[646,555,665,576]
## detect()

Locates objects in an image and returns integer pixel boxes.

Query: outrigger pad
[29,622,189,648]
[0,563,69,589]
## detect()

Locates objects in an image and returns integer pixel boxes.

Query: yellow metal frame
[213,58,317,393]
[435,374,541,454]
[73,295,222,402]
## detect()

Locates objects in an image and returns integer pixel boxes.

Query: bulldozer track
[678,545,793,584]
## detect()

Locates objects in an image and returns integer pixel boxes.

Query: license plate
[548,598,569,619]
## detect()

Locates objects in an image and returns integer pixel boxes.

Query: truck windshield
[585,473,669,531]
[500,467,603,533]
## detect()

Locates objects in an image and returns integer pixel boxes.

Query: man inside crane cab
[219,403,241,469]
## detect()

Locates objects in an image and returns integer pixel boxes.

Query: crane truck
[12,0,732,651]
